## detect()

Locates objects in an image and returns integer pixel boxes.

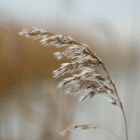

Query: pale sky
[0,0,139,38]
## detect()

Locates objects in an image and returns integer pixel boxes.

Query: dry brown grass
[20,27,128,140]
[0,25,76,140]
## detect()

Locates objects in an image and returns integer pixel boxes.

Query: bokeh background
[0,0,140,140]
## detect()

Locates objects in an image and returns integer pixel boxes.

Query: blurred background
[0,0,140,140]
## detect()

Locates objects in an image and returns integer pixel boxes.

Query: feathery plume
[59,123,120,140]
[19,27,128,140]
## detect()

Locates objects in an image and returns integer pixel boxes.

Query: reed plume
[20,27,128,140]
[59,123,120,140]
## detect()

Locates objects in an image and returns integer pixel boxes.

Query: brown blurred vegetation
[0,24,76,140]
[0,24,59,99]
[0,22,139,140]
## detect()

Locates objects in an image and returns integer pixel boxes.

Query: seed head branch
[20,27,128,140]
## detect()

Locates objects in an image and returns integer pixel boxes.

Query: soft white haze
[0,0,140,39]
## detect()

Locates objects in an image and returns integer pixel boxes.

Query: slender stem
[81,45,128,140]
[101,62,128,140]
[119,101,128,140]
